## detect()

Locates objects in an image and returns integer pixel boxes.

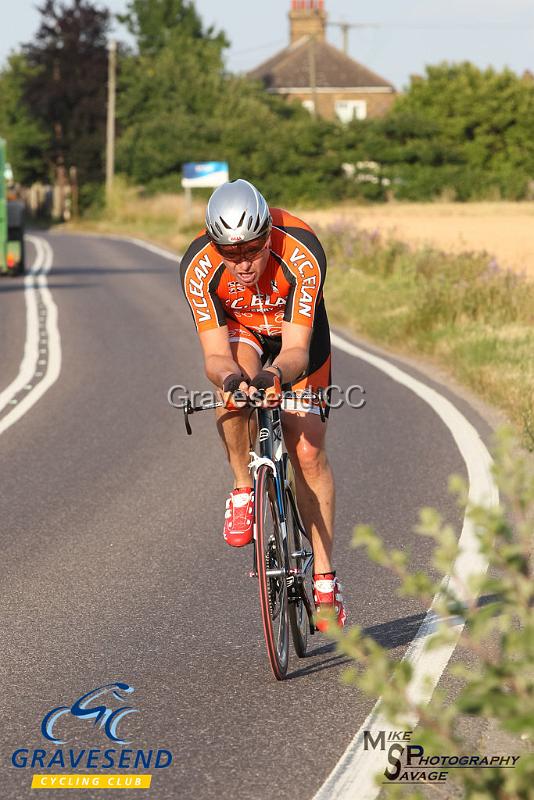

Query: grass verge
[320,221,534,450]
[68,184,534,449]
[65,179,205,253]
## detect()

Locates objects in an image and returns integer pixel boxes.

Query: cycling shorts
[227,305,331,417]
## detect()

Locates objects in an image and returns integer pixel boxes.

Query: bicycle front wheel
[285,455,313,658]
[255,464,289,680]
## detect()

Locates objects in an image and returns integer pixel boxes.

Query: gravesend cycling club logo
[41,682,137,745]
[11,681,173,790]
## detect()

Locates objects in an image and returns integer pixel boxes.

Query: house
[248,0,396,122]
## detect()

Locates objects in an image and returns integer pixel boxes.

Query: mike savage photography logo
[12,682,173,790]
[364,729,521,785]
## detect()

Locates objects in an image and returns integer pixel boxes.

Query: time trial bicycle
[180,388,326,680]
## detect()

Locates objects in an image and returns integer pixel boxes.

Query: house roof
[248,37,395,91]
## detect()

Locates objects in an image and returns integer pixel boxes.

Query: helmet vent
[205,179,269,245]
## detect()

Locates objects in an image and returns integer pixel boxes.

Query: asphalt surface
[0,231,493,799]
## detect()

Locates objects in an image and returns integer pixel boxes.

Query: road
[0,232,494,799]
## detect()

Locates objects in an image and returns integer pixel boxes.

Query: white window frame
[301,99,316,115]
[335,99,367,123]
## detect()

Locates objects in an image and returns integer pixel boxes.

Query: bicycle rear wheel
[255,464,289,680]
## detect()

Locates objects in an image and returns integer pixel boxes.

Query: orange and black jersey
[179,208,327,339]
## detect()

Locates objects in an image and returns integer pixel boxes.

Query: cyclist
[179,179,346,630]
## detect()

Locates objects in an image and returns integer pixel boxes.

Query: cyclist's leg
[282,374,334,574]
[281,317,334,574]
[215,322,263,488]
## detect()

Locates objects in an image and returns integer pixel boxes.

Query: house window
[335,100,367,123]
[302,99,315,114]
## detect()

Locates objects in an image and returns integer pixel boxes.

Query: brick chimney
[289,0,326,45]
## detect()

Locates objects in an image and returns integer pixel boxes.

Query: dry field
[77,188,534,281]
[300,202,534,281]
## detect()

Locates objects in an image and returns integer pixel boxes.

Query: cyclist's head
[205,179,272,249]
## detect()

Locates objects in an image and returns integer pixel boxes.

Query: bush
[341,63,534,202]
[329,430,534,798]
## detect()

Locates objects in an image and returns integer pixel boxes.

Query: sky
[1,0,533,90]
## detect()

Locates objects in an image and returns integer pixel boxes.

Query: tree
[0,55,49,184]
[22,0,111,187]
[394,63,534,199]
[116,0,231,186]
[118,0,227,56]
[342,63,534,201]
[115,0,345,204]
[116,29,227,183]
[214,79,345,205]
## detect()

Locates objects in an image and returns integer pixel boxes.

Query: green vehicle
[0,137,25,276]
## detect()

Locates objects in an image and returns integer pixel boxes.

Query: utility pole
[308,34,317,116]
[106,39,117,203]
[340,23,349,54]
[327,21,380,55]
[70,166,79,219]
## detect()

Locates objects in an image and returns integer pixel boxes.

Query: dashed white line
[0,236,61,436]
[0,238,43,414]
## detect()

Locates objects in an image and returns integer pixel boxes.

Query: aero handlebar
[177,389,326,435]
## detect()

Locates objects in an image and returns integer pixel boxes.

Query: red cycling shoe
[313,573,347,631]
[223,487,254,547]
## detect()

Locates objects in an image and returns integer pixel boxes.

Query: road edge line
[78,233,500,798]
[52,230,180,262]
[311,332,499,800]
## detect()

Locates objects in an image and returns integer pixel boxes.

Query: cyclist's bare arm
[269,322,311,383]
[199,327,248,388]
[199,321,310,388]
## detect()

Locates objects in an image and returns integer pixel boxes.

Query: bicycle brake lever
[183,399,193,435]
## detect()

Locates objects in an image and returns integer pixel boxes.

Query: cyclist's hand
[249,369,282,408]
[222,373,250,410]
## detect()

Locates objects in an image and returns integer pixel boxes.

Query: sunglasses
[213,231,270,263]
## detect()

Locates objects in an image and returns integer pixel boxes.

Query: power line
[232,39,285,58]
[327,20,534,54]
[378,23,534,30]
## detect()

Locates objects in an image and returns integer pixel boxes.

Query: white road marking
[0,237,43,413]
[312,333,499,800]
[0,236,61,436]
[57,230,180,262]
[116,236,179,262]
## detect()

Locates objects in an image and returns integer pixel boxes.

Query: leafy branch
[329,429,534,799]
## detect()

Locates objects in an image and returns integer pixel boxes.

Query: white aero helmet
[205,179,271,245]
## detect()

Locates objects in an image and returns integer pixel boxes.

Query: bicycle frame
[247,406,315,629]
[181,391,317,636]
[248,405,285,527]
